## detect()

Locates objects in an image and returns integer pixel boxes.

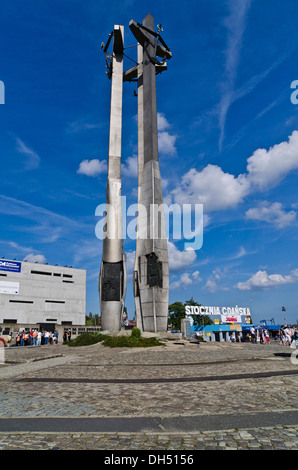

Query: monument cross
[99,25,127,331]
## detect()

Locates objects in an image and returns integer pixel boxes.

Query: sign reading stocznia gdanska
[185,305,251,316]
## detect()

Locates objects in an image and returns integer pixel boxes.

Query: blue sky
[1,0,298,325]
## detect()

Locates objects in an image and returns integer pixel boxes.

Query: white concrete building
[0,258,86,329]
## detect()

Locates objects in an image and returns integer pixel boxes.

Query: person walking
[250,326,256,343]
[284,327,292,346]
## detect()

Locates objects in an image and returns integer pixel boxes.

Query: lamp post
[282,306,287,325]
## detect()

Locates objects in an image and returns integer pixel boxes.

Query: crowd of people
[13,329,59,346]
[278,326,298,346]
[248,326,271,344]
[248,325,298,346]
[2,328,72,347]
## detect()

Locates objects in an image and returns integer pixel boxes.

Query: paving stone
[0,341,297,449]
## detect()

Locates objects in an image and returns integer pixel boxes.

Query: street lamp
[282,306,287,325]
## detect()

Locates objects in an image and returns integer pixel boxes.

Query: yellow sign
[230,324,242,331]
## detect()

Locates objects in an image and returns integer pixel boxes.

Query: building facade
[0,258,86,329]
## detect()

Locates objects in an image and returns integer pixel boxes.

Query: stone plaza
[0,336,297,450]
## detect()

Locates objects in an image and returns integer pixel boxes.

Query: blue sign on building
[0,260,22,273]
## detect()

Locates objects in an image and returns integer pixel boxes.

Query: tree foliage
[168,297,213,330]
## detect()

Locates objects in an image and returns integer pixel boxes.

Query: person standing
[33,330,38,346]
[44,331,49,345]
[37,330,42,346]
[63,331,68,343]
[53,330,58,344]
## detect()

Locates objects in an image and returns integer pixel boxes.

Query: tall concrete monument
[99,25,127,330]
[99,15,172,332]
[129,14,172,332]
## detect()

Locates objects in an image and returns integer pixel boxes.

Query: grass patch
[66,329,165,348]
[101,334,164,348]
[66,332,105,347]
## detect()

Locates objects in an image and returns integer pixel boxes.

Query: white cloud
[122,155,138,178]
[16,138,40,170]
[157,112,171,131]
[168,241,196,272]
[171,165,250,212]
[158,132,177,156]
[23,253,47,264]
[7,241,34,253]
[67,120,102,133]
[125,250,136,278]
[246,202,296,228]
[204,268,229,293]
[170,270,201,290]
[246,131,298,190]
[235,269,298,291]
[218,0,251,151]
[161,178,169,191]
[157,112,177,156]
[77,159,107,177]
[0,194,86,245]
[168,130,298,215]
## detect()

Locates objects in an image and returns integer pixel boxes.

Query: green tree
[85,312,100,326]
[168,297,213,330]
[168,301,185,330]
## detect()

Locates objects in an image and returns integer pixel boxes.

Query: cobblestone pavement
[0,338,297,451]
[0,426,297,450]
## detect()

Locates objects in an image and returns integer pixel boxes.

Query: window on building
[31,270,52,276]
